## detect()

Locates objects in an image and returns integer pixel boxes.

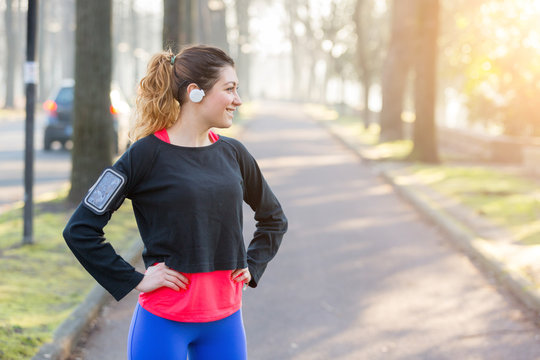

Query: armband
[83,168,127,215]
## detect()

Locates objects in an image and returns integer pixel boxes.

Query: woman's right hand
[135,262,189,293]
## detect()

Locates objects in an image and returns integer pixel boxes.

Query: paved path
[73,102,540,360]
[0,112,71,214]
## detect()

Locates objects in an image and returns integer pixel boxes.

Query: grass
[312,103,540,246]
[0,108,25,119]
[335,115,380,146]
[0,192,139,360]
[407,165,540,245]
[310,105,414,161]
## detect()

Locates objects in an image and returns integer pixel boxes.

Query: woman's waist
[138,269,244,321]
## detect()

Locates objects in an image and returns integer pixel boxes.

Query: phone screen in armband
[83,168,126,215]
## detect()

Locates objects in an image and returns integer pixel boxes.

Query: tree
[181,0,194,44]
[379,0,418,141]
[235,0,251,99]
[298,0,326,103]
[286,0,303,100]
[37,0,47,102]
[68,0,114,203]
[163,0,181,51]
[289,0,355,103]
[4,0,16,108]
[441,0,540,137]
[60,0,75,79]
[409,0,439,163]
[354,0,387,128]
[207,0,228,51]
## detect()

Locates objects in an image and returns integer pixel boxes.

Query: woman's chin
[216,120,233,129]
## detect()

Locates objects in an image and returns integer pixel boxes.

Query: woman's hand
[135,262,189,293]
[231,267,251,286]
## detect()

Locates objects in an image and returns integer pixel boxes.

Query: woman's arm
[64,139,160,300]
[234,140,288,288]
[63,202,145,300]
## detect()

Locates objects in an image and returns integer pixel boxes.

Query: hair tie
[170,55,176,65]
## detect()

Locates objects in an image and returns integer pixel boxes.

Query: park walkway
[73,101,540,360]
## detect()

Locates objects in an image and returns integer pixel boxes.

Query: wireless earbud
[189,89,205,103]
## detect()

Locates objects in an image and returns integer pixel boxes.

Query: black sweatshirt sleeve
[234,140,288,288]
[63,143,149,301]
[63,204,144,300]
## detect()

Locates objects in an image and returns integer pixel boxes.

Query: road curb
[379,171,540,314]
[32,239,143,360]
[319,118,540,316]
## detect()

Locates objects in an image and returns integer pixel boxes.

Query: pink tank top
[138,128,243,322]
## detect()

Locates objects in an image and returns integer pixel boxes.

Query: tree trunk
[130,0,140,88]
[354,0,371,128]
[198,0,213,45]
[180,0,193,44]
[189,0,200,43]
[68,0,114,203]
[163,0,181,51]
[61,0,75,79]
[4,0,16,108]
[307,58,317,101]
[379,0,418,142]
[235,0,251,100]
[362,76,372,127]
[38,1,47,101]
[287,0,302,100]
[410,0,439,163]
[209,1,229,52]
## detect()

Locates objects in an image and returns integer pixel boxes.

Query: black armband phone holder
[83,168,127,215]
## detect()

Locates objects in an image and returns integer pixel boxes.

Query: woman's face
[199,65,242,129]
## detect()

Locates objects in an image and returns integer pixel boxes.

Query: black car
[43,80,131,153]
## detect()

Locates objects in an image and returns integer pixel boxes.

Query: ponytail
[130,50,179,142]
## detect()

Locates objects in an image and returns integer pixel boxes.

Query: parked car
[43,79,131,153]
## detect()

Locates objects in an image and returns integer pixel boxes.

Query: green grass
[0,193,139,360]
[315,104,540,246]
[326,112,413,161]
[364,139,413,161]
[407,165,540,245]
[0,108,25,119]
[334,115,380,146]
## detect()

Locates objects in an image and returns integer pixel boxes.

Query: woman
[63,45,288,359]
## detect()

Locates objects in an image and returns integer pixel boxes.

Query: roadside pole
[23,0,39,245]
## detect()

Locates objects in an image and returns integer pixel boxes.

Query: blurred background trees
[441,0,540,137]
[2,0,540,162]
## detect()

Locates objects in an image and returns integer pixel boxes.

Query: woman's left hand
[231,267,251,285]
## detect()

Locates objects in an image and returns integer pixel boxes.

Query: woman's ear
[186,83,205,103]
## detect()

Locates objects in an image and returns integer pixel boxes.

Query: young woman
[63,45,288,360]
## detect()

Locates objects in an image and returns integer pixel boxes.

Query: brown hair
[130,45,235,141]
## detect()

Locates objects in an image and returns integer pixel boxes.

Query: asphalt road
[0,113,71,213]
[72,102,540,360]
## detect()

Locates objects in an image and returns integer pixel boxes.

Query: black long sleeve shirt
[63,134,288,301]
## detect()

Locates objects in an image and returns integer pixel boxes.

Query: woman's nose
[234,92,242,106]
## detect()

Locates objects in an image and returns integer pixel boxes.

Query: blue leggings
[127,304,247,360]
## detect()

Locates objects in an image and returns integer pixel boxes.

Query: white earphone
[189,88,205,103]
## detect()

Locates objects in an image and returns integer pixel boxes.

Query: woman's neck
[167,109,212,147]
